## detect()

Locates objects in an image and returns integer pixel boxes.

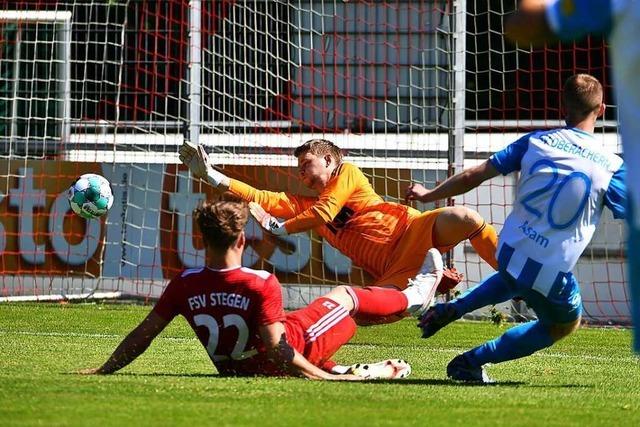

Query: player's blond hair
[563,74,603,124]
[194,198,248,251]
[293,139,343,164]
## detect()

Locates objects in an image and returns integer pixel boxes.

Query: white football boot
[349,359,412,380]
[404,248,444,317]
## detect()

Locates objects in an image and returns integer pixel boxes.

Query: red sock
[321,359,337,373]
[348,286,408,317]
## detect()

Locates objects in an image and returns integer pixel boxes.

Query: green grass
[1,303,639,426]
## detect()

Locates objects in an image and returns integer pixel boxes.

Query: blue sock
[450,271,515,317]
[628,218,640,354]
[464,320,555,367]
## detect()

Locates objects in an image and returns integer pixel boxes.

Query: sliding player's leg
[286,284,409,364]
[352,249,444,325]
[403,248,444,315]
[286,288,412,379]
[285,295,357,370]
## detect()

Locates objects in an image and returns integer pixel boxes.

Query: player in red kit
[81,199,444,380]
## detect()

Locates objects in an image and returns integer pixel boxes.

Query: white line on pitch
[3,330,637,363]
[0,330,197,342]
[346,343,639,362]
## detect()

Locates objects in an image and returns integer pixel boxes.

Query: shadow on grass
[369,378,524,387]
[69,373,518,385]
[381,379,594,388]
[67,372,593,389]
[380,379,593,388]
[66,372,217,378]
[523,383,594,389]
[119,372,218,378]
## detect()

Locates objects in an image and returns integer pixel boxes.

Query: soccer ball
[68,174,114,219]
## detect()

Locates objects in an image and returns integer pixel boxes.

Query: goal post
[0,10,71,153]
[0,2,629,325]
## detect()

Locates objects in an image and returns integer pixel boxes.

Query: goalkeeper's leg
[432,206,498,270]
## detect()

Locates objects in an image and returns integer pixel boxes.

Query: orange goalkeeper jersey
[228,162,421,278]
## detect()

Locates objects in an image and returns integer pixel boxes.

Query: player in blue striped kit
[504,0,640,357]
[405,74,627,382]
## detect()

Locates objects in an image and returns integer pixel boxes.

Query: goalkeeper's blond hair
[294,139,343,164]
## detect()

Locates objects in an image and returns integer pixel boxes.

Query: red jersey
[153,266,288,376]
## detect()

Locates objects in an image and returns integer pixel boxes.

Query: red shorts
[285,297,357,369]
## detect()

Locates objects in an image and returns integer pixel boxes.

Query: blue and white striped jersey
[490,127,626,296]
[547,0,640,228]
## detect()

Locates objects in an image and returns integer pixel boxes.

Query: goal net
[0,1,629,324]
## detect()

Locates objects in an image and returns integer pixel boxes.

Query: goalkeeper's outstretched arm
[179,140,312,228]
[179,140,231,191]
[79,311,170,375]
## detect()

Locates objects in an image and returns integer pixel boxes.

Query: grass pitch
[1,303,638,426]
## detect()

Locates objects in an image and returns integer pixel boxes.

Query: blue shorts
[489,269,582,325]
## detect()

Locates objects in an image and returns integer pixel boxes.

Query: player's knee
[324,285,350,299]
[549,317,581,342]
[441,206,483,234]
[323,285,355,311]
[460,206,484,230]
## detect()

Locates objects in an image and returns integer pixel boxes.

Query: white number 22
[193,314,251,362]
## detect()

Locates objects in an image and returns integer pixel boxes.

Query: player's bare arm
[258,322,362,381]
[405,160,500,203]
[79,311,170,375]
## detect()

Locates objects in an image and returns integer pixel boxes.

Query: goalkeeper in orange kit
[180,139,498,324]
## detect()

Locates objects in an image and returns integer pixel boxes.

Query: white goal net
[0,1,628,324]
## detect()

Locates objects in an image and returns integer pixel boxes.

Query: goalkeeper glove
[249,202,288,236]
[179,140,227,188]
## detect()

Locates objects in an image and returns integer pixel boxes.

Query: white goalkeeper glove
[179,140,227,188]
[248,202,288,236]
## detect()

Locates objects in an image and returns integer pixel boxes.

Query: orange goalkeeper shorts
[372,208,452,291]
